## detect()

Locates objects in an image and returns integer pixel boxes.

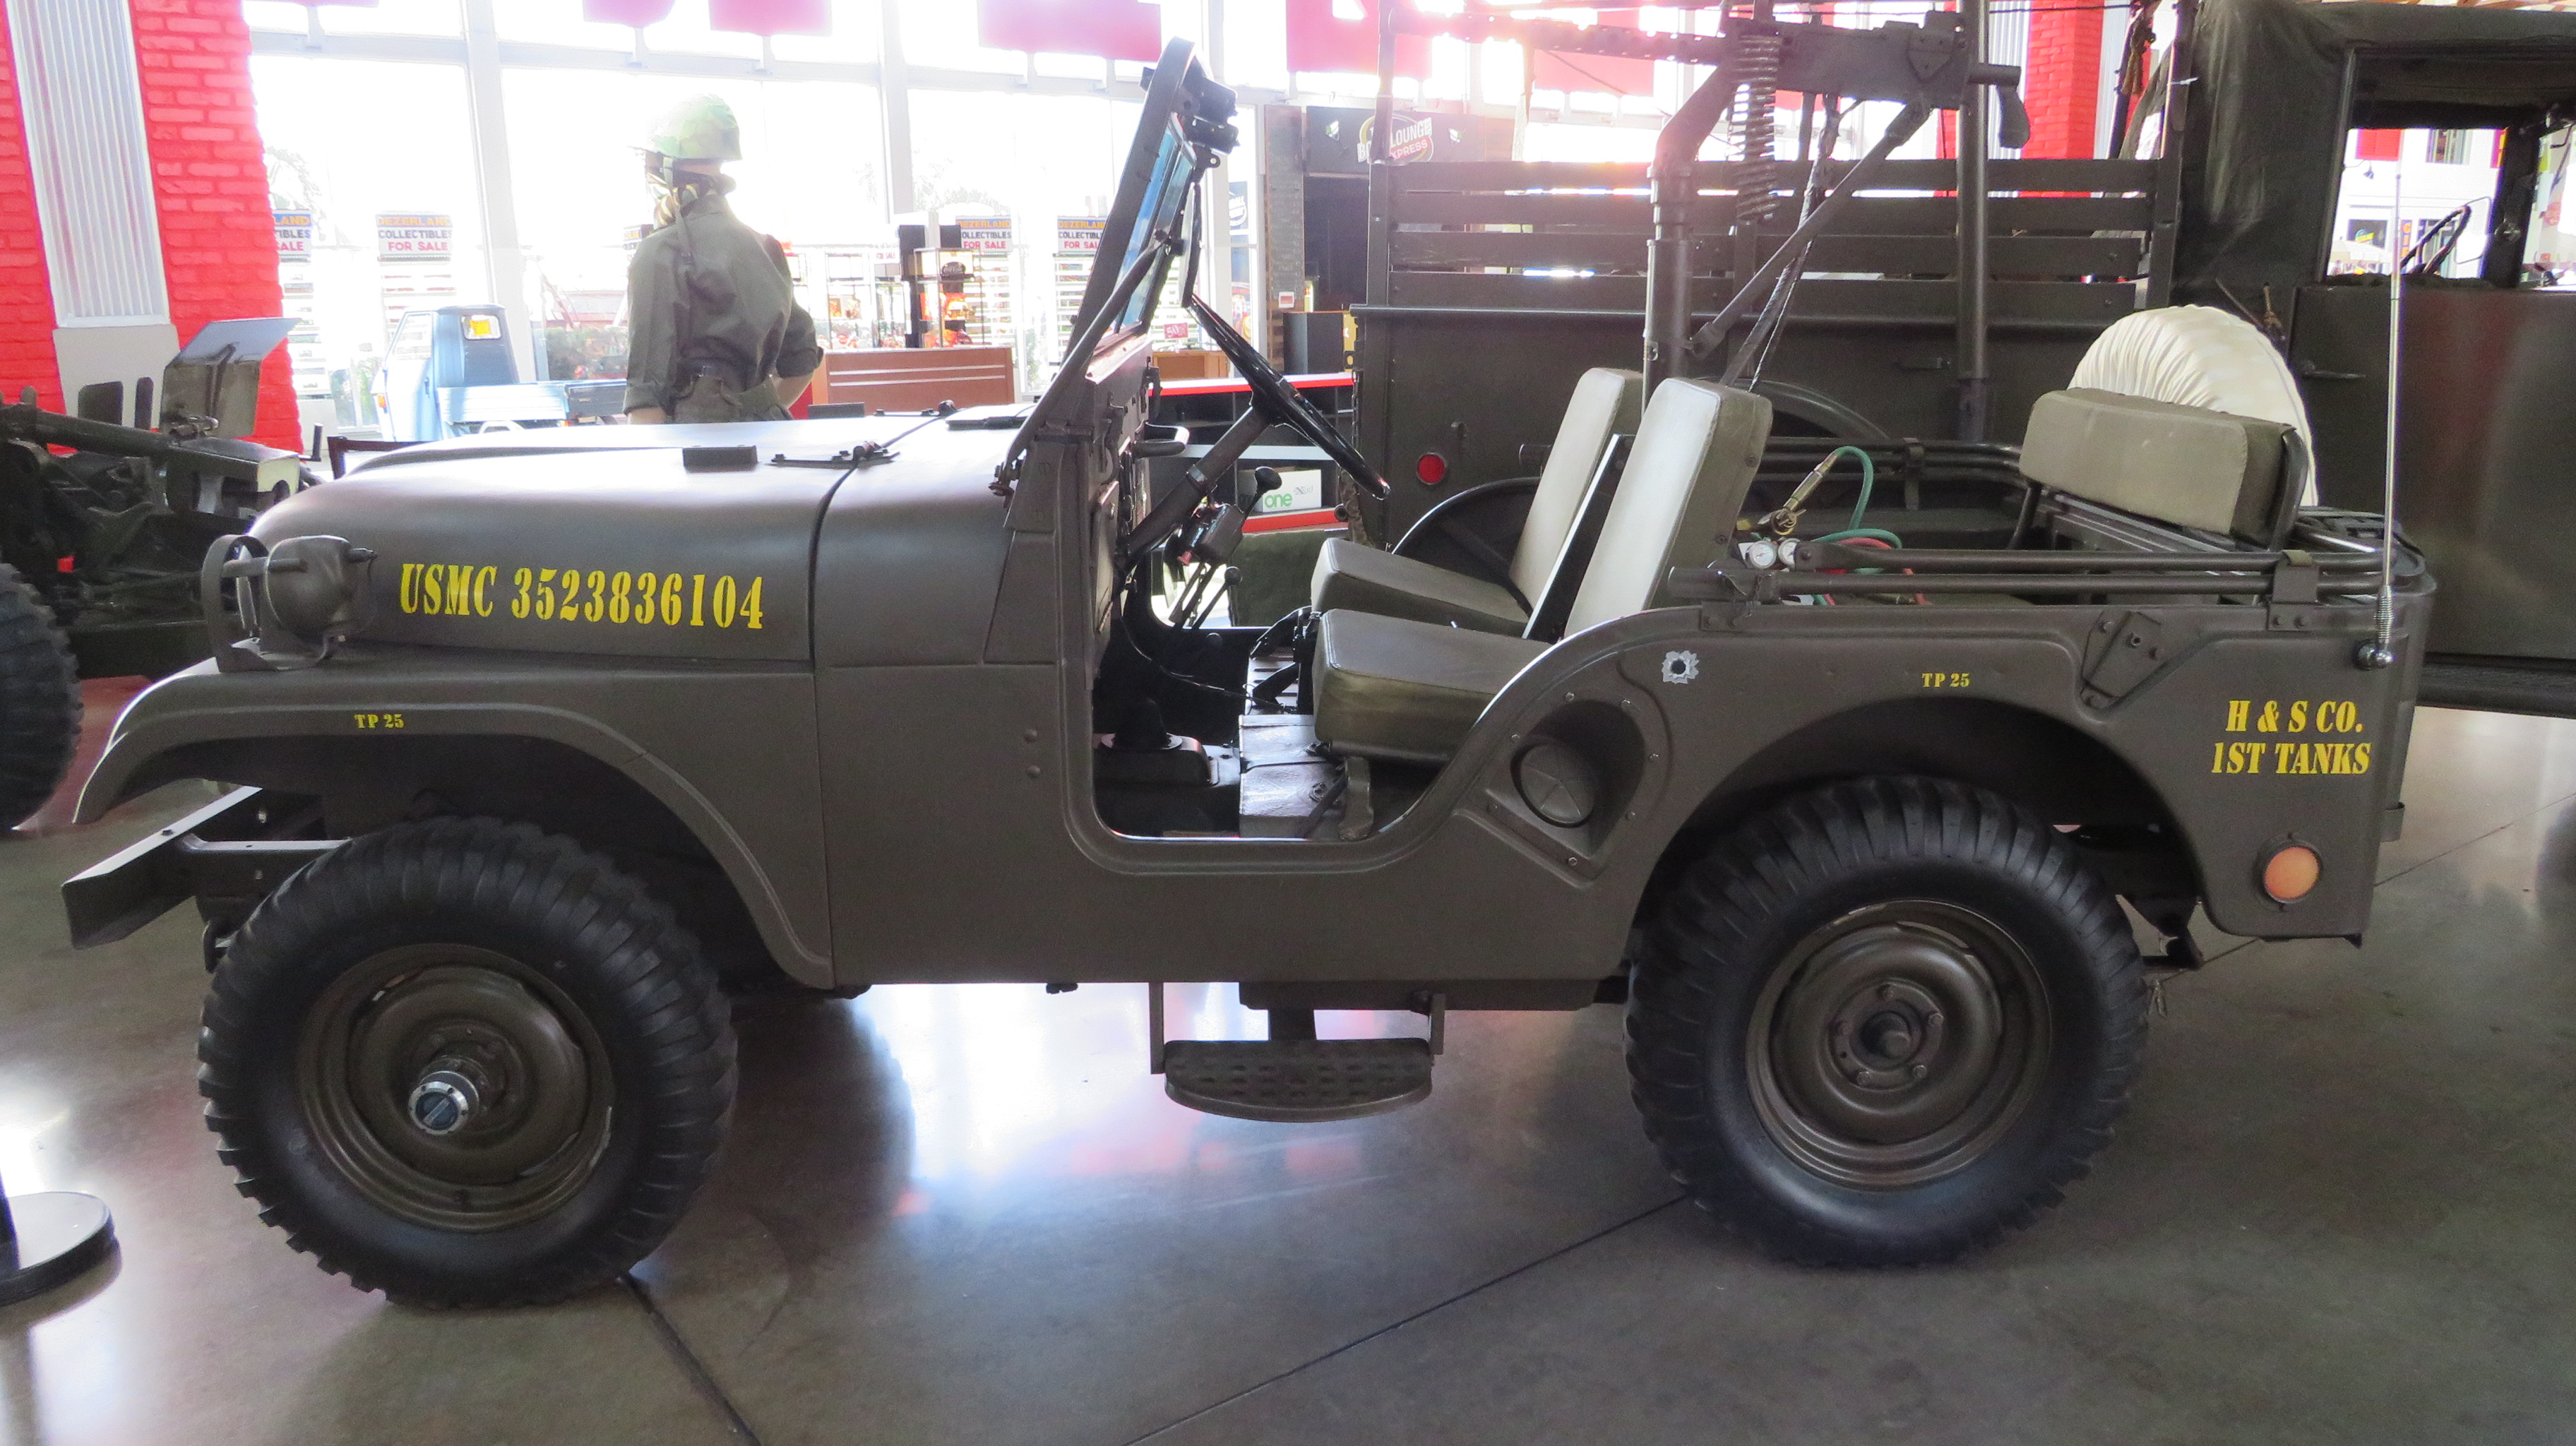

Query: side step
[1151,986,1441,1123]
[1162,1039,1433,1122]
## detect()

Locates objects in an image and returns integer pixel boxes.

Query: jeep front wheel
[198,816,736,1305]
[1628,777,2146,1265]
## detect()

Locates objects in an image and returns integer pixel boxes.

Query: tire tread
[1628,777,2146,1266]
[197,815,735,1307]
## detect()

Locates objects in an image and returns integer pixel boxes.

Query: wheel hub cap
[1747,900,2051,1188]
[298,945,612,1232]
[407,1068,482,1136]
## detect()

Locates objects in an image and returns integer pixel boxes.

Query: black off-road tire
[198,816,737,1306]
[1628,777,2146,1265]
[0,564,79,830]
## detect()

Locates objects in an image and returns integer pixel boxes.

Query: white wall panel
[8,0,168,326]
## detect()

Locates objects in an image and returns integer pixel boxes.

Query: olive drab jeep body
[59,36,2428,1306]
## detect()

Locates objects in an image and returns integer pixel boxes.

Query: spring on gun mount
[1734,32,1782,232]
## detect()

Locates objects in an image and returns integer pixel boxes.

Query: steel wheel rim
[1745,900,2051,1189]
[299,943,614,1231]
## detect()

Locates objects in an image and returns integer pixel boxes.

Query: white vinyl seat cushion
[1309,366,1642,632]
[1314,378,1772,763]
[1305,538,1526,635]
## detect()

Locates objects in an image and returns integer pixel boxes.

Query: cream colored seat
[2019,387,2298,544]
[1314,378,1773,764]
[1308,367,1643,634]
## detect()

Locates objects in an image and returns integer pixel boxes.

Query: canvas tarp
[2176,0,2576,303]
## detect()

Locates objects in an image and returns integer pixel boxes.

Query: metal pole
[878,1,917,217]
[1647,61,1745,390]
[2361,154,2404,670]
[1955,0,1992,442]
[1373,0,1397,166]
[460,0,535,383]
[1206,0,1237,342]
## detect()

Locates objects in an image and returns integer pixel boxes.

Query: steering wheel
[1188,295,1388,500]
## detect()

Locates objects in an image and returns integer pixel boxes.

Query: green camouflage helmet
[645,95,742,162]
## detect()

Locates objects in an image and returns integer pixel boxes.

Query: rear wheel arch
[1647,698,2203,930]
[108,729,825,989]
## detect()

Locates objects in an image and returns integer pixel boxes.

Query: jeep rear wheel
[1628,777,2145,1265]
[198,817,736,1306]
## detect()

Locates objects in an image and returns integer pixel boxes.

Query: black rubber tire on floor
[198,816,737,1306]
[1628,777,2146,1265]
[0,563,80,830]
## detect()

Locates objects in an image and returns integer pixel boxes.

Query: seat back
[1563,378,1772,634]
[2019,387,2296,544]
[1507,368,1645,598]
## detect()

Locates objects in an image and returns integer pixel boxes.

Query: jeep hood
[255,417,1006,664]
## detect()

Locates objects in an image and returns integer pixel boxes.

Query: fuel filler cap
[1514,741,1600,828]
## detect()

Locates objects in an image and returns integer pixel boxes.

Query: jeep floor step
[1160,1038,1433,1122]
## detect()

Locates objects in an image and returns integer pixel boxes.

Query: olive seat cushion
[1311,614,1549,765]
[2019,387,2294,542]
[1314,378,1772,763]
[1308,366,1643,634]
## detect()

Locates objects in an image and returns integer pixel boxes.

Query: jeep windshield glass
[1065,49,1207,362]
[1104,119,1193,338]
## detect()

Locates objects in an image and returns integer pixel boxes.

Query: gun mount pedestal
[0,1168,115,1307]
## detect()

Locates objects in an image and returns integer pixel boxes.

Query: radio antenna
[2359,152,2404,670]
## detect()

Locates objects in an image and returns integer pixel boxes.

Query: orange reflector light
[2260,844,2320,903]
[1414,451,1448,486]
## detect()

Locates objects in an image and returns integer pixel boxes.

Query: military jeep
[61,38,2426,1306]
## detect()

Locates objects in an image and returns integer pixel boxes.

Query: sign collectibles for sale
[273,210,314,261]
[376,213,454,261]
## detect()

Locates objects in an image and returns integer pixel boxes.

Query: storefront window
[1223,0,1289,90]
[768,1,881,65]
[244,0,461,37]
[909,89,1147,388]
[893,0,1021,76]
[502,70,884,381]
[254,55,484,426]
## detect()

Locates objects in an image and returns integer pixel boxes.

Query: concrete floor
[4,686,2574,1445]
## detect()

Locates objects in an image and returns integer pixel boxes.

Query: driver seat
[1313,378,1772,764]
[1306,368,1644,634]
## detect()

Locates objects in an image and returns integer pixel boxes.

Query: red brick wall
[0,5,62,412]
[131,0,297,450]
[2022,0,2105,160]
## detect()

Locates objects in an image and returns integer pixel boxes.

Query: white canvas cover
[2066,305,2316,502]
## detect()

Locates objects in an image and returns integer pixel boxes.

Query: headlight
[202,534,376,671]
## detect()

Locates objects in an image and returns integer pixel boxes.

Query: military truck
[0,321,309,828]
[61,37,2426,1307]
[1352,0,2576,717]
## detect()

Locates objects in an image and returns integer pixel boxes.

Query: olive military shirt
[623,189,824,423]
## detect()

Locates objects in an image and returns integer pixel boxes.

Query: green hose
[1826,445,1876,532]
[1814,527,1904,547]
